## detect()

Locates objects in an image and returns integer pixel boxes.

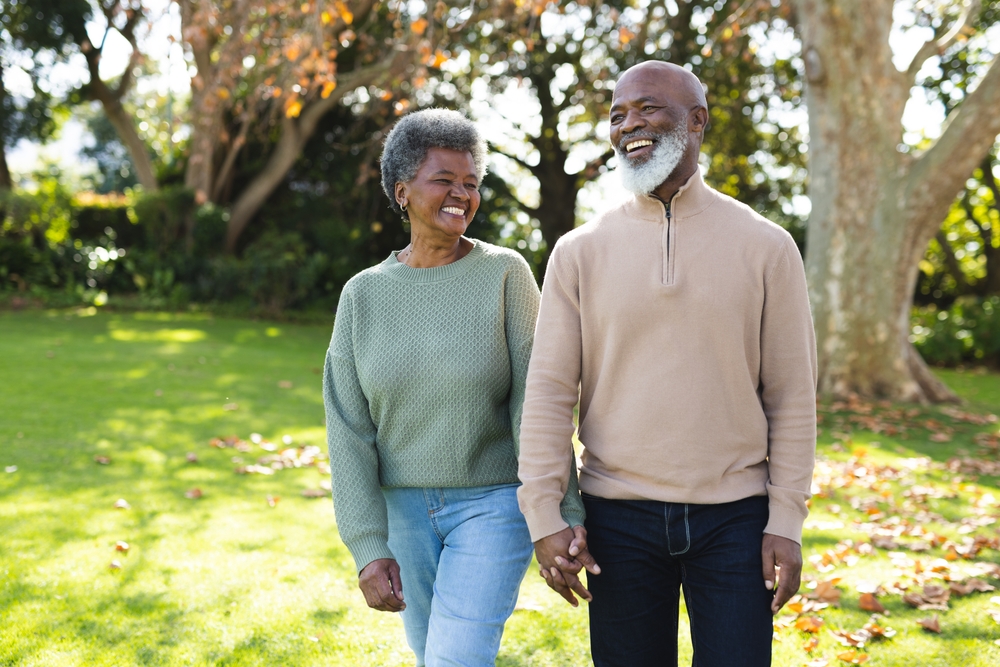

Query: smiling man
[516,61,818,666]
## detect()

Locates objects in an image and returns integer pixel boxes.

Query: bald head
[613,61,707,112]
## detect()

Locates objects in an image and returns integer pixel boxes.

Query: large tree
[177,0,490,252]
[792,0,1000,402]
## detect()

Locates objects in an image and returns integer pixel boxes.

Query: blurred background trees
[2,0,1000,400]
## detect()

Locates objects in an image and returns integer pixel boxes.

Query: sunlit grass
[2,309,1000,665]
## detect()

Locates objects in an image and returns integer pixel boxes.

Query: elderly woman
[323,108,586,666]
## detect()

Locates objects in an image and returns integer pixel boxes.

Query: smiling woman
[323,108,585,667]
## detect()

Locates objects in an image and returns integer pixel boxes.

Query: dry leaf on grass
[94,455,111,465]
[114,498,130,509]
[795,616,824,633]
[836,649,869,664]
[917,615,941,633]
[114,541,129,552]
[184,488,203,499]
[858,593,886,613]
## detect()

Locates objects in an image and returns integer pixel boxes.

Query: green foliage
[241,231,328,316]
[911,297,1000,367]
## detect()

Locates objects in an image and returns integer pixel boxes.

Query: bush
[911,296,1000,367]
[240,231,328,315]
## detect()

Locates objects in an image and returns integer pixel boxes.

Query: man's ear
[689,106,709,136]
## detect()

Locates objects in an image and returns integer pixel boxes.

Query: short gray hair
[380,109,487,219]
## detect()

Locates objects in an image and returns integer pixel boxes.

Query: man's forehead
[611,64,702,108]
[611,73,674,107]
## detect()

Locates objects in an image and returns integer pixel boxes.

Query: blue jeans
[384,483,533,667]
[583,494,773,667]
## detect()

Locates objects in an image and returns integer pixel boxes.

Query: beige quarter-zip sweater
[516,170,817,544]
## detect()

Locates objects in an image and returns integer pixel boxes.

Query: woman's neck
[399,235,473,268]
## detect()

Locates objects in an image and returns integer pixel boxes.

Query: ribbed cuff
[764,503,806,544]
[347,535,395,575]
[522,500,571,542]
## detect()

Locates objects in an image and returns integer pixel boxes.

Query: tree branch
[490,144,541,177]
[905,0,981,85]
[935,229,969,289]
[905,52,1000,237]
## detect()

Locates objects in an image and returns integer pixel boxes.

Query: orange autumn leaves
[783,398,1000,664]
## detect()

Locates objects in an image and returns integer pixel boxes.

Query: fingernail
[593,565,601,574]
[569,546,579,556]
[765,580,774,590]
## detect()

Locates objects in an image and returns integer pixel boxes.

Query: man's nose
[619,109,645,135]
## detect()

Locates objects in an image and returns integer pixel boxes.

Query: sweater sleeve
[505,254,586,537]
[759,236,818,544]
[517,241,587,541]
[324,286,395,573]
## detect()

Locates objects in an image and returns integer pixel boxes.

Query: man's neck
[651,163,697,206]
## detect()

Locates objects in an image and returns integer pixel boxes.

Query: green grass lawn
[1,308,999,666]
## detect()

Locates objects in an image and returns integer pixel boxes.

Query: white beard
[616,123,689,195]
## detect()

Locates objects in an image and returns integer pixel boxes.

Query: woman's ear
[394,182,408,210]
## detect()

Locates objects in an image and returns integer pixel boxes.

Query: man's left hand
[761,533,802,614]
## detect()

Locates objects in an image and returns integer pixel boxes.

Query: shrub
[911,296,1000,367]
[240,231,328,315]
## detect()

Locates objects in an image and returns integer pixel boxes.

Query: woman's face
[396,147,481,240]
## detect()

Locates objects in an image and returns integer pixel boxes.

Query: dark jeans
[583,494,773,667]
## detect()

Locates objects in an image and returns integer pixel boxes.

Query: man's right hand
[534,525,601,607]
[358,558,405,612]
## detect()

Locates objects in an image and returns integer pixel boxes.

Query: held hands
[534,525,601,607]
[762,533,803,614]
[358,558,406,612]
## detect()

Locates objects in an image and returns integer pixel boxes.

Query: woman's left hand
[358,558,406,612]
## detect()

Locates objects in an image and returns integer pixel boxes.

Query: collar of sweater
[382,238,486,283]
[624,168,717,223]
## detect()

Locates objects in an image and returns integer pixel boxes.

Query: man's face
[609,70,691,195]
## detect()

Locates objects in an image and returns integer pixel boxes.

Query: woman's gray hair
[380,109,487,219]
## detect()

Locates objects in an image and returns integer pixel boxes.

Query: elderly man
[516,61,817,666]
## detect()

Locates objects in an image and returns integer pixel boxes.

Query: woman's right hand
[358,558,406,612]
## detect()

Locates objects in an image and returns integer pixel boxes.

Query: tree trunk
[792,0,1000,402]
[98,93,159,192]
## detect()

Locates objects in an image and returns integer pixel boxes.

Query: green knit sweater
[323,240,585,573]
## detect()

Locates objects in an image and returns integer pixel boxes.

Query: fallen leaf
[806,659,830,667]
[109,560,122,570]
[917,615,941,633]
[266,494,280,507]
[115,541,129,552]
[185,488,203,499]
[795,616,824,633]
[114,498,131,509]
[186,452,198,463]
[278,380,293,388]
[809,579,843,605]
[802,636,819,652]
[302,489,329,498]
[836,649,869,664]
[5,465,17,473]
[94,455,111,465]
[950,578,995,596]
[858,593,886,613]
[222,402,239,411]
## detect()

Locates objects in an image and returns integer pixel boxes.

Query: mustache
[615,131,661,155]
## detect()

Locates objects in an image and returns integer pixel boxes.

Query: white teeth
[625,139,653,152]
[442,207,465,215]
